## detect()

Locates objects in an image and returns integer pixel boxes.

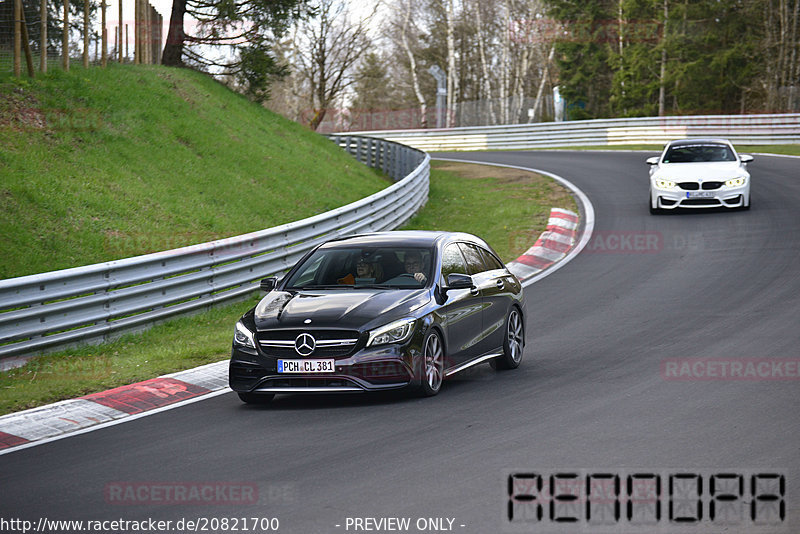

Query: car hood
[253,289,430,331]
[654,161,746,181]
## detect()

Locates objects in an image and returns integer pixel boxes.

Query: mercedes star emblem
[294,333,316,356]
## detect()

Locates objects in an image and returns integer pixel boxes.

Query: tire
[237,392,275,404]
[418,329,444,396]
[494,307,525,370]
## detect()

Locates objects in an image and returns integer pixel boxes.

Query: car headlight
[725,177,747,187]
[654,179,678,190]
[367,318,416,346]
[233,320,256,349]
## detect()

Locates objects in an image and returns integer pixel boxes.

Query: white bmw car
[647,138,753,213]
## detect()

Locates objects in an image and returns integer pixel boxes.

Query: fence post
[119,0,123,62]
[19,7,35,77]
[83,0,89,67]
[134,0,139,64]
[13,0,21,76]
[62,0,69,70]
[40,0,47,72]
[101,0,107,67]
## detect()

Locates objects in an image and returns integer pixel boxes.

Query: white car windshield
[663,143,736,163]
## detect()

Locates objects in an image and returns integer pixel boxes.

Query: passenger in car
[338,257,383,285]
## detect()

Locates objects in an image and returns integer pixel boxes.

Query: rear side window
[458,243,488,275]
[478,247,504,271]
[441,244,468,278]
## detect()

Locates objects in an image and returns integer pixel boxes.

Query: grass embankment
[0,64,388,279]
[0,65,577,415]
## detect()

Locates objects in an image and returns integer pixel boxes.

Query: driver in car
[384,251,427,284]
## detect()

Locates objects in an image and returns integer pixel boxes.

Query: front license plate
[278,359,335,373]
[687,191,714,198]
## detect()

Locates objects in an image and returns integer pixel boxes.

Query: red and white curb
[0,360,229,454]
[507,208,580,281]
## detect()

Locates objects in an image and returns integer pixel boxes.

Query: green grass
[0,64,389,279]
[403,161,577,262]
[0,160,577,416]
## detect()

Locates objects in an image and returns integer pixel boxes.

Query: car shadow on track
[234,363,505,411]
[650,206,751,215]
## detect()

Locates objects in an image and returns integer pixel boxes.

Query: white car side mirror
[646,156,660,165]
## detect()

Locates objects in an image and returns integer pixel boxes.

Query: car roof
[320,230,491,250]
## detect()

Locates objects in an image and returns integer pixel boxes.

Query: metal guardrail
[0,136,430,363]
[349,113,800,151]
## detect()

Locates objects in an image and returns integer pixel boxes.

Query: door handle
[496,279,505,289]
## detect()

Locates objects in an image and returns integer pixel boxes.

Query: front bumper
[229,340,420,394]
[651,183,749,209]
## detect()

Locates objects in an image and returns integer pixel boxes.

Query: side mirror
[740,154,754,164]
[646,156,660,165]
[259,277,277,292]
[443,273,474,291]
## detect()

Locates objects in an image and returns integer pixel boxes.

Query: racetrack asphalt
[0,151,797,534]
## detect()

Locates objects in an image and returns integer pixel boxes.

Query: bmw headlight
[725,177,747,187]
[367,318,416,347]
[233,320,256,349]
[654,179,678,190]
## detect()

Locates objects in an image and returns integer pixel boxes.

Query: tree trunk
[658,0,668,116]
[20,6,35,76]
[500,0,509,124]
[401,0,427,128]
[475,0,495,125]
[162,0,186,66]
[445,0,456,128]
[531,45,554,122]
[791,0,799,109]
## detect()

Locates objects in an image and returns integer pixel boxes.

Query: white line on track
[0,388,232,457]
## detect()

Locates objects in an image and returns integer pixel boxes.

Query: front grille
[256,329,361,358]
[723,195,742,204]
[678,182,699,190]
[702,181,723,190]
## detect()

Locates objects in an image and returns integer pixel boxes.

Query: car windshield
[284,246,434,290]
[662,143,736,163]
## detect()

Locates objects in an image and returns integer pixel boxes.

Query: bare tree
[473,0,497,124]
[445,0,457,127]
[399,0,427,128]
[293,0,375,130]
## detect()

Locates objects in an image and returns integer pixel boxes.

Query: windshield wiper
[355,284,399,290]
[289,284,357,290]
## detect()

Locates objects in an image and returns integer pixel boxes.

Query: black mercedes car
[229,231,525,403]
